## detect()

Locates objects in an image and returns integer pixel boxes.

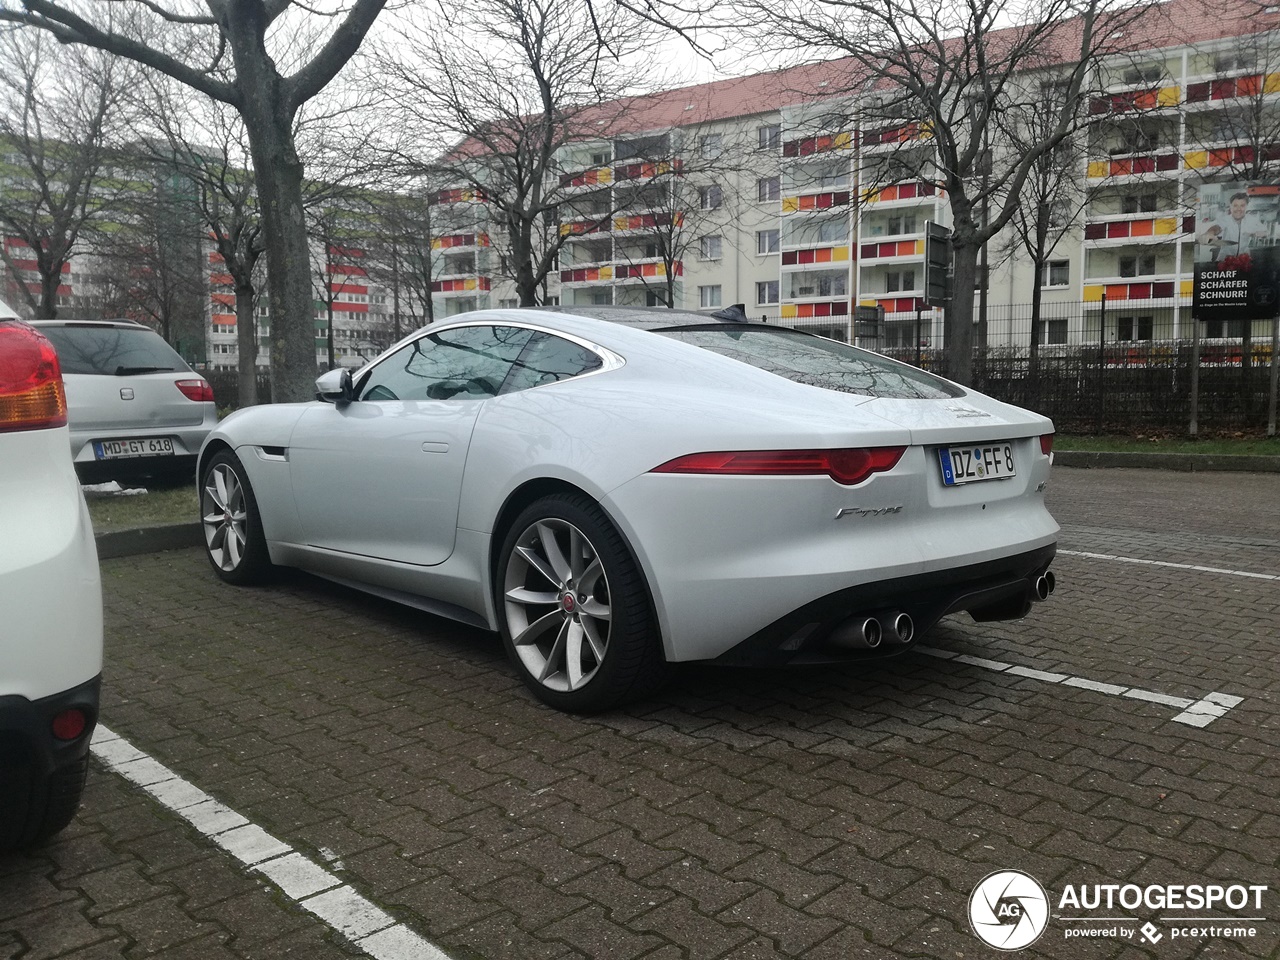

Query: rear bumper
[0,675,101,777]
[712,544,1056,666]
[75,453,197,484]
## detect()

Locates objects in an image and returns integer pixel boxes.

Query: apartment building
[436,0,1278,355]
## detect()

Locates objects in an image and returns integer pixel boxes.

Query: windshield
[655,326,963,399]
[39,325,189,377]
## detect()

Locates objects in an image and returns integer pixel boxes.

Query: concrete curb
[95,522,203,560]
[1055,451,1280,473]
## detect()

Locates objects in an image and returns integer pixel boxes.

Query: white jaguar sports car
[198,306,1058,712]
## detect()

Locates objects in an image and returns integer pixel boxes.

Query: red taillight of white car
[0,320,68,433]
[1040,434,1054,456]
[175,378,215,402]
[652,447,907,486]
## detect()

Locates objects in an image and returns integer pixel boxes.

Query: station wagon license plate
[938,443,1016,485]
[94,437,175,460]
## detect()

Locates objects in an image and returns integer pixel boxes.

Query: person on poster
[1197,191,1269,261]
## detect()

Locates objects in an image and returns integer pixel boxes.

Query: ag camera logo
[969,870,1050,950]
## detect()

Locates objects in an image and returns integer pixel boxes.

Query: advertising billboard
[1193,182,1280,321]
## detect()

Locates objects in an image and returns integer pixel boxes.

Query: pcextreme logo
[967,871,1272,950]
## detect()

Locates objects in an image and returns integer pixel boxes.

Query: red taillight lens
[652,447,906,486]
[0,320,67,432]
[51,708,87,741]
[175,378,215,402]
[1040,434,1054,456]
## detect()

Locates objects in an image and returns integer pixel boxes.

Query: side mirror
[315,367,354,404]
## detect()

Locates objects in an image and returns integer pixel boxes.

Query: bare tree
[364,188,436,336]
[733,0,1155,385]
[0,1,388,400]
[382,0,664,307]
[0,29,126,318]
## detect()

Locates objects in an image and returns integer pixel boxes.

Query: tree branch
[286,0,389,110]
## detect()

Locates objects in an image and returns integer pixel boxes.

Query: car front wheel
[200,450,272,585]
[497,494,666,712]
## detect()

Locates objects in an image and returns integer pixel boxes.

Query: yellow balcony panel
[1087,160,1109,179]
[1184,151,1208,170]
[781,197,800,213]
[1154,218,1177,235]
[1157,86,1180,108]
[1180,279,1193,297]
[780,304,798,319]
[1083,284,1105,302]
[834,132,853,150]
[1266,73,1280,94]
[600,266,614,280]
[832,246,850,262]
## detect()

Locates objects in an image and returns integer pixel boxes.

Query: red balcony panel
[783,251,799,265]
[1211,78,1236,99]
[1132,156,1155,174]
[858,245,876,259]
[10,258,37,271]
[1152,281,1175,297]
[1084,223,1107,240]
[1089,97,1110,115]
[1183,216,1196,233]
[560,270,572,282]
[329,265,367,276]
[1129,283,1151,300]
[1156,153,1180,171]
[210,273,234,285]
[335,302,369,312]
[799,249,815,264]
[920,183,935,197]
[783,141,799,158]
[899,182,917,200]
[1264,145,1280,162]
[896,297,916,313]
[831,301,849,315]
[834,191,851,206]
[212,293,235,306]
[817,194,833,209]
[1235,147,1254,165]
[814,302,831,317]
[1107,222,1129,239]
[1186,81,1210,102]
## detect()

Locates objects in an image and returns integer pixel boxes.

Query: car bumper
[0,675,101,778]
[70,423,212,482]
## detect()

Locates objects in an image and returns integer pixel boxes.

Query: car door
[288,324,534,566]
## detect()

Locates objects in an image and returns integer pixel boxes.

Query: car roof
[522,304,765,330]
[27,318,150,329]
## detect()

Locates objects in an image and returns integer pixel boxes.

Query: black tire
[0,752,88,851]
[199,449,273,585]
[496,493,667,713]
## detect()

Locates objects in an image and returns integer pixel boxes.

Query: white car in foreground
[0,317,102,848]
[199,307,1058,712]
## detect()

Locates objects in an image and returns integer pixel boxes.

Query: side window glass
[502,332,604,394]
[358,325,533,401]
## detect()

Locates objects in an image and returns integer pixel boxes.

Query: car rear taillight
[651,447,906,486]
[1040,434,1054,456]
[175,378,215,402]
[51,708,87,740]
[0,320,67,433]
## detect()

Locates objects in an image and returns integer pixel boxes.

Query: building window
[700,134,723,159]
[1043,318,1069,344]
[887,214,917,235]
[590,150,610,166]
[758,124,781,150]
[699,235,723,260]
[757,280,780,304]
[1121,193,1158,214]
[591,291,610,305]
[699,285,722,307]
[885,269,916,292]
[699,184,723,210]
[1118,254,1156,277]
[817,220,849,243]
[1042,260,1069,287]
[757,229,780,254]
[757,176,781,202]
[1118,315,1154,341]
[499,299,518,308]
[543,295,560,305]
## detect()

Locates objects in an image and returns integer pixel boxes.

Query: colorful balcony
[1185,73,1280,104]
[1083,216,1194,241]
[1082,279,1192,302]
[615,260,681,282]
[435,187,485,204]
[432,233,491,250]
[559,218,611,237]
[559,166,614,188]
[613,160,680,181]
[560,265,614,284]
[1086,152,1181,178]
[861,181,939,204]
[1183,144,1280,170]
[781,246,851,267]
[431,277,491,293]
[782,132,853,158]
[780,300,850,320]
[1089,86,1181,115]
[858,238,922,261]
[781,191,851,213]
[859,122,927,148]
[612,212,681,234]
[859,296,924,315]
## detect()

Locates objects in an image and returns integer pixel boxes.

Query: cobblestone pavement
[3,468,1278,960]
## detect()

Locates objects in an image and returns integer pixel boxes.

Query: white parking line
[1059,549,1279,582]
[90,725,451,960]
[917,647,1244,728]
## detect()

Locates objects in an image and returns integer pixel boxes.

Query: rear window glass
[655,326,963,399]
[40,325,189,376]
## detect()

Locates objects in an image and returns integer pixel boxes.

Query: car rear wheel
[498,494,666,712]
[0,752,88,851]
[200,450,272,584]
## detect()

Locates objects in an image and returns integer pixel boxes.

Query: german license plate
[938,443,1016,485]
[94,437,175,460]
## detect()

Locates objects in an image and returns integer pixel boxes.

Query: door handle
[421,441,449,454]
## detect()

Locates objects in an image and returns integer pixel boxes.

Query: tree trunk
[947,241,979,386]
[38,259,60,319]
[235,283,259,408]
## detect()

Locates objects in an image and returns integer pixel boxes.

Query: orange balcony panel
[1110,159,1133,176]
[881,185,899,202]
[209,252,224,264]
[211,313,235,324]
[815,248,832,263]
[211,293,235,306]
[1209,149,1232,167]
[796,303,814,318]
[210,273,234,285]
[1131,220,1154,237]
[1237,74,1263,97]
[1105,284,1129,301]
[897,240,916,256]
